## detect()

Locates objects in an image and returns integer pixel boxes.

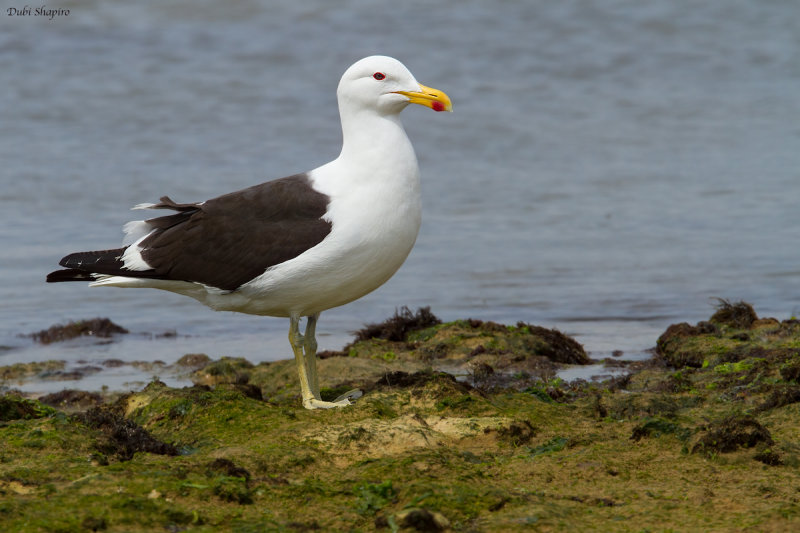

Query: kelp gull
[46,55,452,409]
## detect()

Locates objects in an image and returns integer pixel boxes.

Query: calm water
[2,0,799,392]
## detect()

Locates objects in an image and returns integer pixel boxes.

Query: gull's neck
[337,107,418,174]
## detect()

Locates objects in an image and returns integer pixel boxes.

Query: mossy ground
[2,306,800,531]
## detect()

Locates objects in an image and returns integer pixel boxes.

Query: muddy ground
[1,303,799,531]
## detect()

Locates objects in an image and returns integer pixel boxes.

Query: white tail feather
[122,221,153,246]
[121,242,153,271]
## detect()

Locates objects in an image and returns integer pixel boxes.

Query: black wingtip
[46,269,95,283]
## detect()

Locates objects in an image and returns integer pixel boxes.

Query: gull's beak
[394,83,453,112]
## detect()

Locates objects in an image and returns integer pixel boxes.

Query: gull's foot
[333,389,363,403]
[303,397,352,410]
[302,389,363,410]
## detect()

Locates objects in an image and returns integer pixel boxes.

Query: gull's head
[337,55,452,116]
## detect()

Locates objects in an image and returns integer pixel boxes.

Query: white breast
[228,115,422,317]
[227,160,420,316]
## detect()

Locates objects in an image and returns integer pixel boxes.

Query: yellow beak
[394,83,453,112]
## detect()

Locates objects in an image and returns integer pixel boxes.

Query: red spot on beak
[432,101,445,112]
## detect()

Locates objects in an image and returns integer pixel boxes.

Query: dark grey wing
[138,173,332,290]
[47,174,332,290]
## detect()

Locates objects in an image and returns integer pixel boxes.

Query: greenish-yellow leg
[289,315,315,408]
[288,314,356,410]
[304,313,321,398]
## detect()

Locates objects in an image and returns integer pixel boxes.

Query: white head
[337,55,452,117]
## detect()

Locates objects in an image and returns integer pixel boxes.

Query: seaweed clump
[691,415,773,455]
[656,323,708,368]
[371,370,462,390]
[514,321,589,365]
[756,385,800,412]
[657,300,800,372]
[30,318,129,344]
[709,299,758,329]
[369,371,479,408]
[0,395,56,421]
[353,306,442,342]
[206,458,252,481]
[392,508,450,531]
[39,389,104,410]
[78,407,178,461]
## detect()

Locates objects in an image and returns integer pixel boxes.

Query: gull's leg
[304,313,321,399]
[290,314,354,410]
[289,315,316,409]
[305,313,364,406]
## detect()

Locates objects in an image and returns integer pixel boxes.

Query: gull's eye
[373,72,386,81]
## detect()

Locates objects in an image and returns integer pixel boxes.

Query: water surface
[2,0,798,392]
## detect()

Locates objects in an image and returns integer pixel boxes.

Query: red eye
[373,72,386,81]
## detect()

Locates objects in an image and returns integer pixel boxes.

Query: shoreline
[2,303,800,530]
[4,308,660,398]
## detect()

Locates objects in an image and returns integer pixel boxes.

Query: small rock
[30,318,128,344]
[353,306,442,342]
[176,353,212,367]
[691,415,773,455]
[395,508,450,531]
[39,389,103,409]
[710,299,758,329]
[206,458,251,481]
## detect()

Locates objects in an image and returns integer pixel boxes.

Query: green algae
[2,307,800,531]
[0,360,66,382]
[709,299,759,329]
[528,436,569,457]
[355,479,397,516]
[351,306,442,343]
[630,417,692,443]
[0,395,57,421]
